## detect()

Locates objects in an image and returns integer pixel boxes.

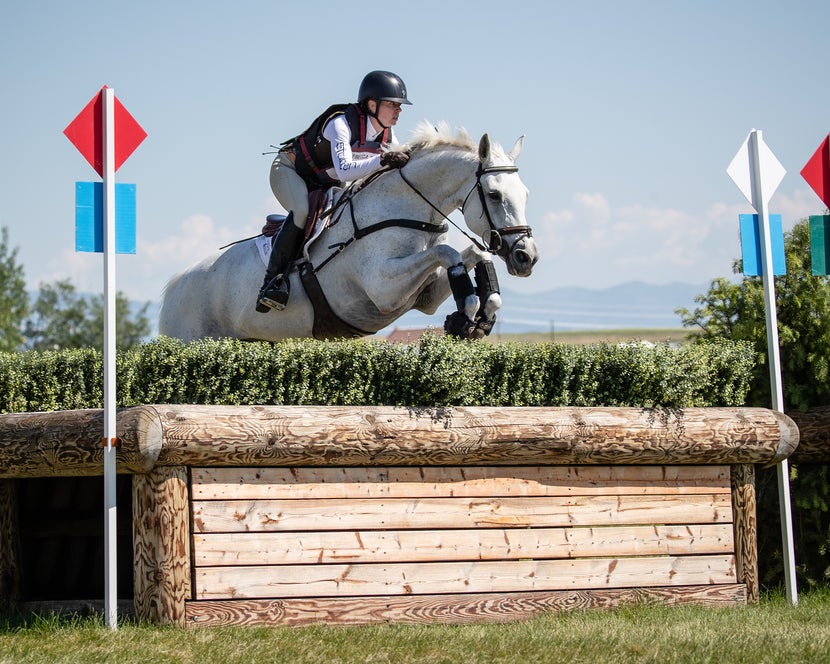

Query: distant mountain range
[379,280,709,335]
[139,281,709,338]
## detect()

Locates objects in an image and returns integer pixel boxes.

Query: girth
[292,185,448,339]
[298,261,371,340]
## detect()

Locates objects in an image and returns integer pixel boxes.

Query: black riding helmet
[358,70,413,106]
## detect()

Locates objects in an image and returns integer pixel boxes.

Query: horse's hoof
[473,314,496,338]
[444,311,496,339]
[444,311,476,339]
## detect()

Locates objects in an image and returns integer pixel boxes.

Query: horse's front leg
[409,244,490,314]
[473,258,502,324]
[362,244,474,314]
[444,257,503,340]
[402,244,502,340]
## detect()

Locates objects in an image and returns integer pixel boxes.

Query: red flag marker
[63,86,147,177]
[801,135,830,209]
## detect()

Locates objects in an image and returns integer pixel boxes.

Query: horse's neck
[408,149,475,212]
[355,149,473,220]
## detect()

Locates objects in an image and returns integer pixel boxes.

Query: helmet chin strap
[367,100,390,130]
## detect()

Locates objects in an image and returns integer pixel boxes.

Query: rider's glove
[380,151,410,169]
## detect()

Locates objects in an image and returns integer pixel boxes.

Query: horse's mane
[404,121,479,158]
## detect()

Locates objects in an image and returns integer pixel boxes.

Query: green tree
[677,219,830,412]
[677,217,830,589]
[23,278,150,350]
[0,226,29,352]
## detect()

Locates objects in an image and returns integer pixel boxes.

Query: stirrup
[255,297,275,313]
[256,276,289,312]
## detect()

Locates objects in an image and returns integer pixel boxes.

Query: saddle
[261,188,331,242]
[260,187,368,340]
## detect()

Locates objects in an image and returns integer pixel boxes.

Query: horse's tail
[158,271,188,337]
[161,271,185,304]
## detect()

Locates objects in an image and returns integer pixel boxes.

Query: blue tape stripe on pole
[739,213,786,276]
[75,181,137,254]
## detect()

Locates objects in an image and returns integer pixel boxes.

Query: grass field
[2,590,829,663]
[484,328,693,345]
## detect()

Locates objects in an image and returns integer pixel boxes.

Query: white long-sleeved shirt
[321,114,398,183]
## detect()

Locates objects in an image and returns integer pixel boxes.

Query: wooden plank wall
[184,465,746,627]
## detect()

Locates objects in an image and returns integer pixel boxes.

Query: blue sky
[2,0,829,318]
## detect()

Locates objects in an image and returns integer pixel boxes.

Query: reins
[400,162,533,258]
[311,169,449,273]
[398,169,488,252]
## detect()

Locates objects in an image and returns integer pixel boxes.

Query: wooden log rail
[0,405,798,627]
[0,405,799,476]
[788,406,830,464]
[0,407,163,477]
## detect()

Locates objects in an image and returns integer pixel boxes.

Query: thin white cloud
[32,213,263,302]
[772,188,828,224]
[527,191,744,291]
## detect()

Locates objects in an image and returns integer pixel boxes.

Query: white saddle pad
[256,187,342,267]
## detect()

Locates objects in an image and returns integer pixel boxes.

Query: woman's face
[373,100,402,127]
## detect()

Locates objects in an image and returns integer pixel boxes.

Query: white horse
[158,122,539,342]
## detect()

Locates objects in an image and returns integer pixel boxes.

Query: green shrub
[0,335,754,413]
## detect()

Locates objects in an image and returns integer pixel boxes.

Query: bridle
[398,161,533,258]
[460,164,533,258]
[301,156,535,274]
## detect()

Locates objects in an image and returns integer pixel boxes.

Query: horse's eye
[488,191,502,202]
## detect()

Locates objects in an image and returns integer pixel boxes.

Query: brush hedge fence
[0,335,754,412]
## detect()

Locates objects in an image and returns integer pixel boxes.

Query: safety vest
[284,103,391,188]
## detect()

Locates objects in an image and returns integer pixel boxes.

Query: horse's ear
[508,135,525,162]
[478,134,491,161]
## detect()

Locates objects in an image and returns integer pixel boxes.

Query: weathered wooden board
[185,585,748,627]
[191,465,732,500]
[193,523,735,566]
[192,494,733,533]
[133,467,190,627]
[194,555,737,599]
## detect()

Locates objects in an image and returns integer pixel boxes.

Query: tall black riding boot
[255,212,304,313]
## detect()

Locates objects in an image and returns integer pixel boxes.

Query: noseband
[461,165,533,258]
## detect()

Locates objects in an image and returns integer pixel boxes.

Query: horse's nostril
[515,250,531,265]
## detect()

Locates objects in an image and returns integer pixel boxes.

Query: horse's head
[460,134,538,277]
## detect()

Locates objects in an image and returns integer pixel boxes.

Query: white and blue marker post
[727,128,798,605]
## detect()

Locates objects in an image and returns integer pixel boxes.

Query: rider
[256,70,413,313]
